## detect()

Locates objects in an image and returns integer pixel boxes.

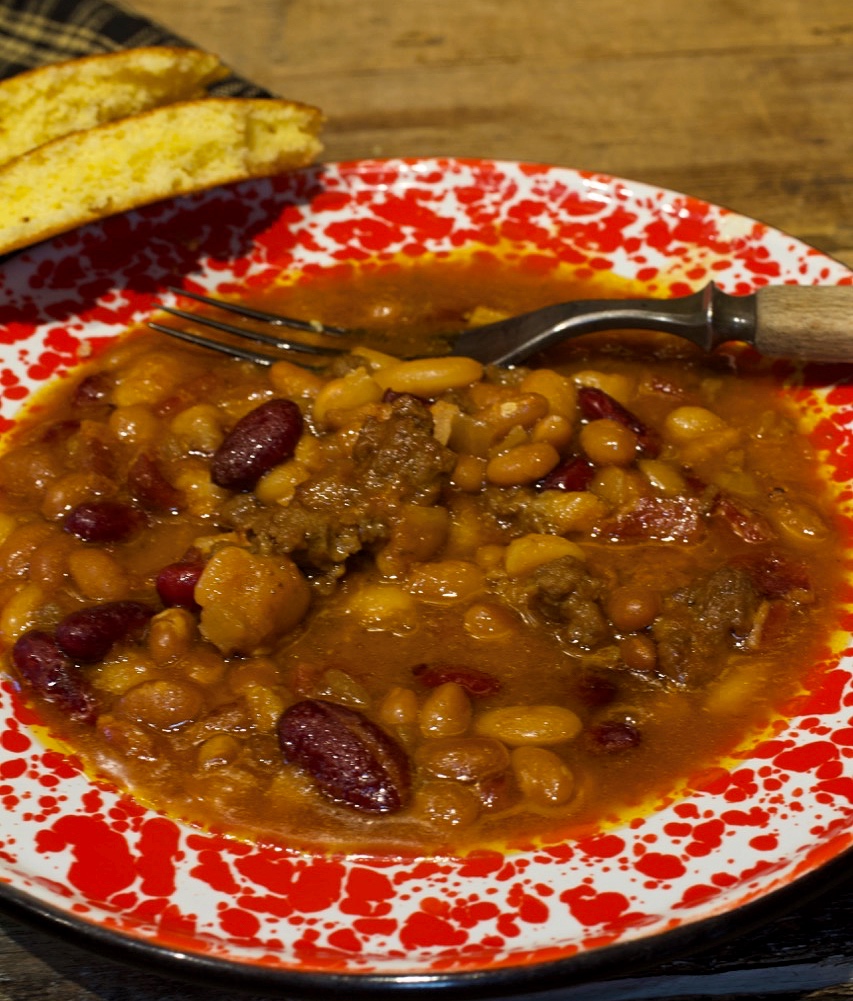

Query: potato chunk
[196,547,310,655]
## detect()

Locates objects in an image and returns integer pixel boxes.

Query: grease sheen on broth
[0,256,844,855]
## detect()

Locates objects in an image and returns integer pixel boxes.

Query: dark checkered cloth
[0,0,268,93]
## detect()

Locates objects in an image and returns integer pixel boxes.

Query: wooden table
[137,0,853,269]
[1,0,852,998]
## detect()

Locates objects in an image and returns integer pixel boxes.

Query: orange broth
[0,255,844,855]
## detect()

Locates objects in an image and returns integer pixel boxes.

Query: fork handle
[754,284,853,361]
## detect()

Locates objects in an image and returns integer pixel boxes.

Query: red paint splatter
[36,815,136,899]
[634,852,687,881]
[577,833,626,859]
[560,885,631,926]
[136,817,181,898]
[219,906,260,940]
[340,866,394,917]
[774,741,838,773]
[399,910,468,949]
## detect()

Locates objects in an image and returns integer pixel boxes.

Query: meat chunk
[351,393,452,502]
[248,394,454,578]
[653,565,761,688]
[526,555,609,649]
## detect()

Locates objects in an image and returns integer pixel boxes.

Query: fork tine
[167,286,348,336]
[148,321,283,367]
[158,304,343,358]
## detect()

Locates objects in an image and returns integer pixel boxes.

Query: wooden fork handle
[754,284,853,361]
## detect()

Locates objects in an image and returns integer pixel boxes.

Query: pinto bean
[474,704,582,745]
[511,746,575,806]
[577,386,660,457]
[619,634,658,672]
[118,679,204,730]
[418,681,473,737]
[417,736,510,783]
[579,419,638,466]
[503,534,586,578]
[605,585,660,632]
[210,398,303,491]
[375,356,484,397]
[277,698,411,813]
[486,442,560,487]
[414,780,480,829]
[67,548,129,601]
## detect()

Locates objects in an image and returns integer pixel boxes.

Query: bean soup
[0,257,844,855]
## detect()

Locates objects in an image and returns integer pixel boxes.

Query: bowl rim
[0,155,851,994]
[2,847,850,997]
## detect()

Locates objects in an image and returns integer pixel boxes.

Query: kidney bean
[711,495,776,544]
[72,372,113,408]
[127,453,184,513]
[412,662,501,697]
[38,419,81,445]
[587,718,642,753]
[604,496,702,543]
[577,386,660,458]
[535,454,595,492]
[733,550,810,598]
[73,435,117,479]
[55,601,154,663]
[211,398,303,491]
[574,671,619,708]
[64,500,145,542]
[11,630,97,723]
[277,698,410,813]
[156,553,205,610]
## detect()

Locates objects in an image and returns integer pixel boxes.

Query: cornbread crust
[0,47,229,166]
[0,97,324,255]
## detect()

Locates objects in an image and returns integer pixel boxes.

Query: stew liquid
[0,255,845,855]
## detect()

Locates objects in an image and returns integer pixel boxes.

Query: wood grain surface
[0,1,852,999]
[127,0,853,267]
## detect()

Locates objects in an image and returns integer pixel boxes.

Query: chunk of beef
[351,393,453,502]
[526,555,609,649]
[248,394,454,579]
[653,565,761,688]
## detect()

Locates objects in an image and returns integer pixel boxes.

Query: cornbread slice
[0,97,324,256]
[0,47,229,166]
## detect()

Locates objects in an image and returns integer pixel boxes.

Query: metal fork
[149,282,853,368]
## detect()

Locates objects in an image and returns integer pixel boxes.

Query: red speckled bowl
[0,159,851,996]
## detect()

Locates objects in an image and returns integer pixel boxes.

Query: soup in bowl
[0,158,850,991]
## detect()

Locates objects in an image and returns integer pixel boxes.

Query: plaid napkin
[0,0,268,93]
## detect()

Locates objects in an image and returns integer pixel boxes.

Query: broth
[0,255,844,855]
